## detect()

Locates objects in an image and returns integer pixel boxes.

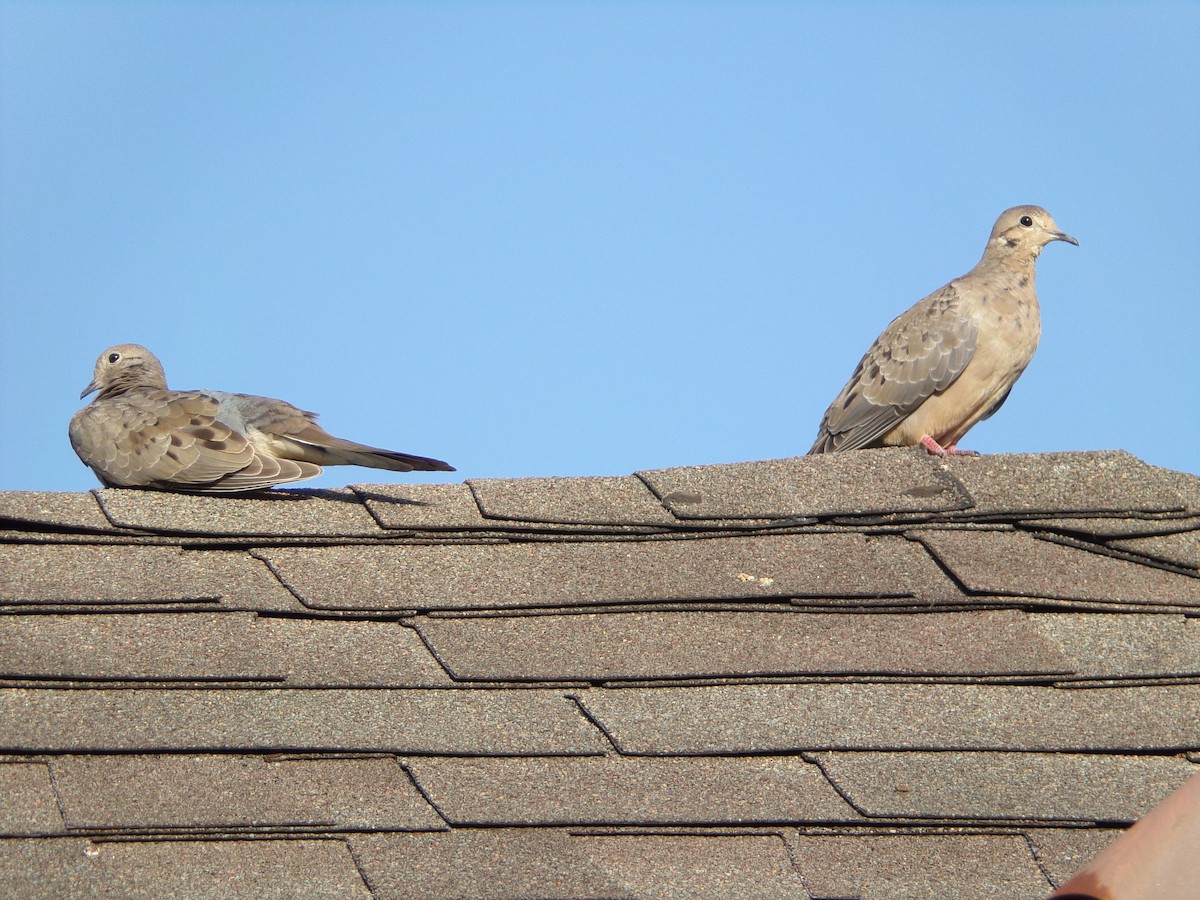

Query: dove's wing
[69,389,320,492]
[809,283,978,453]
[213,392,456,473]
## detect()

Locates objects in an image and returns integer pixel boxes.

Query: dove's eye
[108,352,121,363]
[1019,215,1033,227]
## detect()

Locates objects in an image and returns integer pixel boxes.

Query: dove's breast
[882,274,1042,448]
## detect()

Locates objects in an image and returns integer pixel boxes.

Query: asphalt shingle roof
[2,447,1199,899]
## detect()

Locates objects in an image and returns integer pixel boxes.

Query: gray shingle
[787,833,1051,900]
[943,451,1194,518]
[2,450,1198,899]
[354,482,496,531]
[0,763,64,836]
[0,545,302,612]
[0,613,452,686]
[779,533,973,608]
[1110,531,1200,571]
[578,683,1200,754]
[469,475,679,527]
[574,832,812,899]
[814,751,1197,822]
[93,487,389,537]
[415,610,1072,682]
[257,533,923,612]
[640,450,971,520]
[1027,828,1124,888]
[1029,613,1200,681]
[350,829,630,900]
[913,529,1200,604]
[352,829,813,900]
[267,618,455,686]
[51,754,444,831]
[1021,515,1200,540]
[1,612,284,682]
[0,490,115,533]
[0,837,372,899]
[1,688,609,755]
[404,755,857,825]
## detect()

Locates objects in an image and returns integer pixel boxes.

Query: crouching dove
[70,344,455,492]
[808,205,1076,456]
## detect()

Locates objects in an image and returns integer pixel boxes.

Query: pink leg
[919,436,980,457]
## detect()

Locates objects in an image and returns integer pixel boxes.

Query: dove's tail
[273,434,455,473]
[339,446,456,473]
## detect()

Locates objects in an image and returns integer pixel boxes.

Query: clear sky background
[2,2,1197,494]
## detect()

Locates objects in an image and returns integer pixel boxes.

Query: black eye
[1019,215,1034,227]
[108,352,121,363]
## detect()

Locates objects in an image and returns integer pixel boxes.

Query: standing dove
[808,205,1077,456]
[69,344,455,492]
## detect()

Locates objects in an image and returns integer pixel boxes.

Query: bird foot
[919,436,980,458]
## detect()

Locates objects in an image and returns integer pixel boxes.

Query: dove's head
[988,205,1078,258]
[81,344,169,400]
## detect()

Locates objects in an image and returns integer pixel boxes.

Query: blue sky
[2,1,1197,493]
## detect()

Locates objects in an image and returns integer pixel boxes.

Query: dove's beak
[80,380,99,400]
[1054,231,1079,246]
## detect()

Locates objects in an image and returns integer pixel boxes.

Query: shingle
[9,449,1200,900]
[1027,828,1124,888]
[0,613,283,682]
[943,451,1193,518]
[0,836,372,899]
[787,833,1050,900]
[814,751,1197,822]
[1110,531,1200,571]
[1021,515,1200,540]
[354,482,495,531]
[577,683,1200,754]
[0,689,609,755]
[415,610,1073,682]
[573,832,813,900]
[351,829,812,900]
[0,614,452,686]
[913,530,1200,604]
[782,533,973,608]
[350,829,629,900]
[93,487,387,537]
[639,450,971,520]
[469,475,679,527]
[266,618,455,686]
[0,528,142,545]
[0,545,302,612]
[257,533,921,612]
[404,755,856,826]
[0,490,116,533]
[0,763,64,835]
[51,754,444,831]
[1029,613,1200,681]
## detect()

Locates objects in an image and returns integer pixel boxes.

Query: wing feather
[809,283,977,452]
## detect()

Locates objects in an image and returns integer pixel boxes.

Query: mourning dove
[808,205,1077,456]
[69,344,455,492]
